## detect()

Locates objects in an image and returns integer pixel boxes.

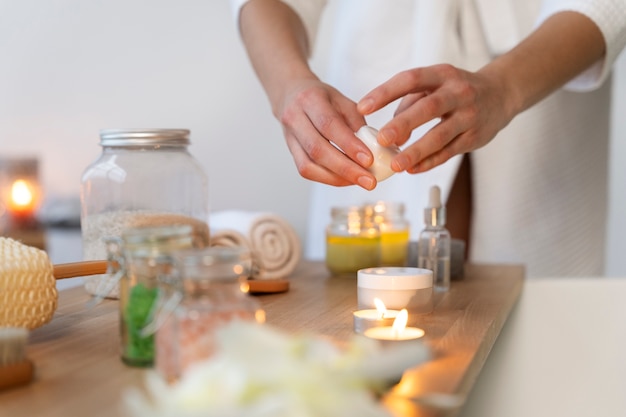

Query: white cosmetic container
[354,126,400,182]
[358,267,433,314]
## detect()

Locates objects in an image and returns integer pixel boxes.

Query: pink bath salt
[156,308,257,383]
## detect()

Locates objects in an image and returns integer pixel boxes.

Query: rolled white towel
[209,210,301,280]
[209,229,251,250]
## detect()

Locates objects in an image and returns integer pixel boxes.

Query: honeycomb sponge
[0,237,58,329]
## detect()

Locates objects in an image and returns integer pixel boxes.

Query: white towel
[209,211,301,280]
[209,229,250,249]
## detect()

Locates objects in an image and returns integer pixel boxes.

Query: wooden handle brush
[53,260,108,280]
[52,260,289,293]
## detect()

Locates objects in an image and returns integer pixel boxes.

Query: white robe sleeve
[229,0,328,56]
[537,0,626,91]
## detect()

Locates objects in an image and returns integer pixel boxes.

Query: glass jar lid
[99,128,190,147]
[175,247,252,283]
[121,224,194,257]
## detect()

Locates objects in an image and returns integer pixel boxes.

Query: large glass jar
[154,247,265,383]
[364,201,410,266]
[80,128,210,298]
[325,206,380,276]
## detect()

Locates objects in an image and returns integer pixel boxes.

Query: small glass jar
[80,129,210,298]
[108,224,196,367]
[364,201,410,266]
[325,206,380,276]
[154,247,265,383]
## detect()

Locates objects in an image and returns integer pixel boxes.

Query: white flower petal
[124,321,430,417]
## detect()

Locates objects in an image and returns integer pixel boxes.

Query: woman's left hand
[357,63,516,173]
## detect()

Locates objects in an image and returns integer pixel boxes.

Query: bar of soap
[355,126,400,182]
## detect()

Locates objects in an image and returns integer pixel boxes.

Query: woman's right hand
[274,77,377,190]
[238,0,377,190]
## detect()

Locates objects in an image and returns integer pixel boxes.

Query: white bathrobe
[232,0,626,277]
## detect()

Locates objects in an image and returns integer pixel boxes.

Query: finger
[407,119,484,174]
[287,86,374,168]
[394,92,428,116]
[337,95,369,133]
[379,88,458,148]
[407,136,468,174]
[288,111,377,190]
[357,65,449,115]
[308,96,373,169]
[391,117,463,172]
[284,131,354,187]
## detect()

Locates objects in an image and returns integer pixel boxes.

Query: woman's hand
[357,63,514,174]
[238,0,377,190]
[276,77,377,189]
[357,11,608,175]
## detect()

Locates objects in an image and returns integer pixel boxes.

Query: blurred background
[1,0,625,275]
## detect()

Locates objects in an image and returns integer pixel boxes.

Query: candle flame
[392,309,408,336]
[11,179,34,208]
[374,297,387,318]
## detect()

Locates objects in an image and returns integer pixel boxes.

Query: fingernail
[392,154,410,171]
[356,152,372,167]
[357,175,375,190]
[379,128,396,146]
[358,98,374,114]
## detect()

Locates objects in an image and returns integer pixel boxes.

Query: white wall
[1,1,625,274]
[0,0,311,241]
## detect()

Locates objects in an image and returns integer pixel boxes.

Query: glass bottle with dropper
[417,185,451,292]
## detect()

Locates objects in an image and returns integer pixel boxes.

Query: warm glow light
[363,308,424,341]
[255,309,266,324]
[11,180,33,207]
[392,309,409,336]
[7,178,38,214]
[373,297,388,318]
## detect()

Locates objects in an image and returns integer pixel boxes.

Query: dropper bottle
[417,185,451,292]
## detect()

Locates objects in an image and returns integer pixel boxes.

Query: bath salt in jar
[80,128,210,298]
[154,247,265,384]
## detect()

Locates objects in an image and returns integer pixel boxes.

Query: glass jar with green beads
[106,224,196,367]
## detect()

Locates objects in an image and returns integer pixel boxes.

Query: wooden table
[0,261,523,417]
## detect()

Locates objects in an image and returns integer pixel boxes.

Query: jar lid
[175,247,253,282]
[363,201,406,215]
[358,267,433,290]
[121,224,194,254]
[99,128,190,147]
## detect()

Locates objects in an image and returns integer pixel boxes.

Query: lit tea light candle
[363,309,425,342]
[353,298,400,334]
[8,179,37,216]
[0,157,41,227]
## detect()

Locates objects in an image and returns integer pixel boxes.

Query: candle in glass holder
[363,309,425,342]
[0,157,41,230]
[353,298,400,333]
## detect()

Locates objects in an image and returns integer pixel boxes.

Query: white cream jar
[358,267,434,314]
